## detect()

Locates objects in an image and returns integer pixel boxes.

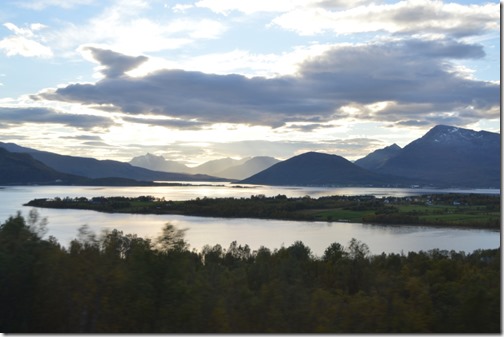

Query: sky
[0,0,500,166]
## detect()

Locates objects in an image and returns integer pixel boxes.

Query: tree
[346,238,370,260]
[323,242,347,263]
[154,223,188,253]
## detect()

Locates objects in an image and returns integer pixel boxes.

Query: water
[0,184,500,256]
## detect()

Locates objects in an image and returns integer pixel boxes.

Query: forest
[26,193,501,228]
[0,210,500,333]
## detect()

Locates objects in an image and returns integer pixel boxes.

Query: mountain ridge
[374,125,500,187]
[239,151,414,186]
[0,142,228,182]
[129,153,279,179]
[0,124,499,187]
[354,143,402,171]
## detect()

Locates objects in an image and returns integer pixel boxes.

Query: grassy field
[296,200,500,228]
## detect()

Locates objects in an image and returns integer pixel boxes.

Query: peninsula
[25,193,500,229]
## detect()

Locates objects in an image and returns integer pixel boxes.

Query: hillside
[354,144,402,171]
[190,157,250,176]
[214,156,280,179]
[374,125,500,188]
[130,153,279,179]
[130,153,189,173]
[1,124,498,188]
[0,142,227,182]
[0,147,81,185]
[239,152,410,186]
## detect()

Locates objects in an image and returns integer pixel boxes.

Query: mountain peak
[420,124,497,146]
[374,124,500,187]
[239,151,400,186]
[354,143,402,171]
[387,143,402,150]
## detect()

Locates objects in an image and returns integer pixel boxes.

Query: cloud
[0,106,114,130]
[59,134,103,141]
[42,1,227,56]
[83,47,148,78]
[0,23,53,58]
[16,0,95,10]
[194,0,367,15]
[172,4,194,13]
[81,141,112,147]
[34,38,499,129]
[271,0,498,37]
[121,116,205,130]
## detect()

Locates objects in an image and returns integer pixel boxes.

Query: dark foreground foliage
[0,211,500,333]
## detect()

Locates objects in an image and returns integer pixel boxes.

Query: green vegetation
[0,211,500,333]
[25,193,500,229]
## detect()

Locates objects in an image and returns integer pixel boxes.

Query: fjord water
[0,183,499,256]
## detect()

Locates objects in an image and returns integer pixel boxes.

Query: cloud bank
[34,38,498,130]
[0,107,114,130]
[271,0,498,37]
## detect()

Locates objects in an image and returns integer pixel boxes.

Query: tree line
[0,211,500,333]
[25,192,501,228]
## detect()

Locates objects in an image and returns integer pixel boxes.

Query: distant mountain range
[0,142,227,183]
[130,154,280,180]
[241,125,500,188]
[0,125,500,188]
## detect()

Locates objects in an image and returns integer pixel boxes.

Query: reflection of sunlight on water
[25,212,504,257]
[0,185,500,257]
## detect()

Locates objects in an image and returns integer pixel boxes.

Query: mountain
[130,153,189,173]
[239,152,408,186]
[213,156,280,180]
[0,147,81,185]
[0,142,227,182]
[129,154,244,176]
[374,125,500,188]
[191,157,250,176]
[130,153,280,179]
[354,144,402,171]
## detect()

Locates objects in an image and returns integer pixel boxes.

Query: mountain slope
[130,153,190,173]
[375,125,500,187]
[354,144,402,171]
[0,142,226,182]
[214,156,280,179]
[190,157,250,176]
[130,154,279,179]
[0,147,80,185]
[239,152,408,186]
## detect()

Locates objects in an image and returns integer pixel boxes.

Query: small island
[25,193,500,229]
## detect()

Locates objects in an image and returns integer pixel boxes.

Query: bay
[0,183,500,256]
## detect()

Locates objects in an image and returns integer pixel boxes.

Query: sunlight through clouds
[0,0,499,164]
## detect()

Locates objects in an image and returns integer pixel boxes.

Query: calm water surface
[0,183,500,256]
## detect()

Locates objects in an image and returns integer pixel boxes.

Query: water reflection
[0,185,500,256]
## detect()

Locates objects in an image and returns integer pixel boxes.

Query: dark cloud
[398,39,485,59]
[386,3,495,37]
[394,120,432,127]
[82,141,112,147]
[85,47,148,78]
[0,106,114,130]
[59,135,103,141]
[284,123,340,132]
[34,39,498,129]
